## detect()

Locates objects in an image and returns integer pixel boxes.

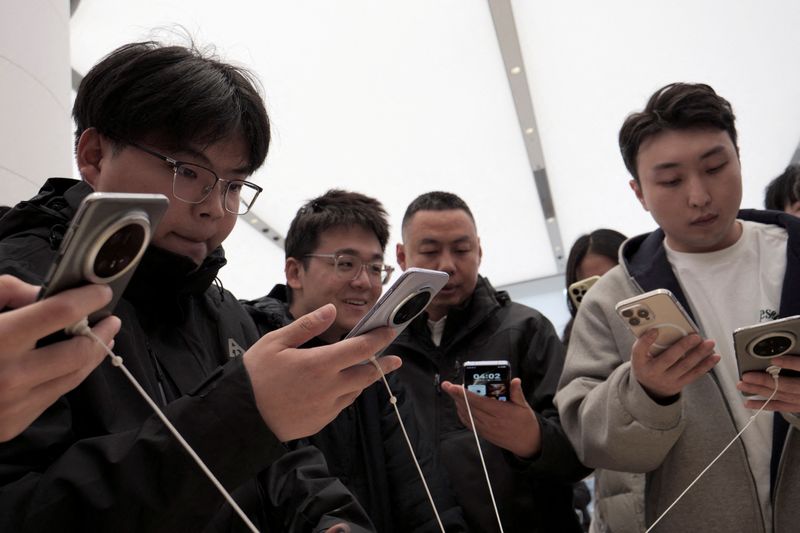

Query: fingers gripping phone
[733,316,800,386]
[345,267,449,347]
[463,360,511,401]
[615,289,699,356]
[38,192,169,326]
[568,275,601,309]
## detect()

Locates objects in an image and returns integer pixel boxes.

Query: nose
[436,250,456,274]
[687,175,711,208]
[196,181,228,219]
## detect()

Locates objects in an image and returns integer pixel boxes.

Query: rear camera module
[390,290,432,326]
[749,332,796,358]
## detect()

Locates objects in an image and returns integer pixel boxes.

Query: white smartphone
[463,360,511,401]
[615,289,699,356]
[345,267,449,342]
[733,315,800,385]
[38,192,169,325]
[568,275,601,309]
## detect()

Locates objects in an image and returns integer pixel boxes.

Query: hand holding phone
[38,192,169,327]
[733,316,800,391]
[618,289,718,400]
[616,289,699,356]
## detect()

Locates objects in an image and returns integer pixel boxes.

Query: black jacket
[388,276,589,533]
[244,285,466,533]
[0,179,374,532]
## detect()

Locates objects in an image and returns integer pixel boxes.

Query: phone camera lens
[391,291,432,325]
[637,309,649,319]
[622,309,633,318]
[571,288,580,295]
[93,223,146,280]
[751,334,793,358]
[629,317,640,326]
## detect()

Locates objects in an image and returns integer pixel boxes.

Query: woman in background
[562,228,645,533]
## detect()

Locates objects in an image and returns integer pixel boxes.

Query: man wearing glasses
[244,189,466,533]
[0,42,400,532]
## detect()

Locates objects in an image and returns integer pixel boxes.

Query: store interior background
[4,0,800,334]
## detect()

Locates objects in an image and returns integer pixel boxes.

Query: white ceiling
[70,0,800,299]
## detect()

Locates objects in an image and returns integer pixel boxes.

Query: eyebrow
[419,236,472,245]
[651,145,728,172]
[335,248,384,261]
[174,146,251,176]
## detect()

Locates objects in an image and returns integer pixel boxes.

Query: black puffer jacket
[0,179,374,532]
[388,276,590,533]
[244,285,467,533]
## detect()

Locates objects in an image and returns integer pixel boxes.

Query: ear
[285,257,305,290]
[629,179,649,211]
[75,128,109,189]
[396,242,407,270]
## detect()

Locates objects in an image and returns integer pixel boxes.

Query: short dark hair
[619,83,738,182]
[285,189,390,261]
[401,191,475,237]
[765,164,800,211]
[73,41,270,174]
[565,228,627,317]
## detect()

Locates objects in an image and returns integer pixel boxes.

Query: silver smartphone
[463,360,511,401]
[345,267,449,342]
[38,192,169,325]
[733,316,800,384]
[568,275,601,309]
[615,289,699,356]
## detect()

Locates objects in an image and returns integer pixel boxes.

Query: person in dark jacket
[389,191,589,533]
[244,189,466,533]
[0,41,403,532]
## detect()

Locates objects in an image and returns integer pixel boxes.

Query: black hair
[619,83,737,183]
[764,164,800,211]
[565,229,627,317]
[285,189,390,261]
[73,41,270,174]
[401,191,475,237]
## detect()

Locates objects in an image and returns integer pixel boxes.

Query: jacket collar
[622,209,800,319]
[244,284,294,331]
[398,274,508,351]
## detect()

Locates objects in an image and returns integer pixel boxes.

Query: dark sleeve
[258,443,376,533]
[515,312,593,482]
[380,375,468,532]
[0,357,286,533]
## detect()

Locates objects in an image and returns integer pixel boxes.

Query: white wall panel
[0,0,72,206]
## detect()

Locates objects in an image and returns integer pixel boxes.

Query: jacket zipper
[144,337,169,407]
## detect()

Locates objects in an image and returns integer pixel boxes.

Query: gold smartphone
[615,289,699,356]
[568,275,601,309]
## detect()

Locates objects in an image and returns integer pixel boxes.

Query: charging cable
[645,366,782,532]
[368,356,446,533]
[67,319,260,533]
[461,385,505,533]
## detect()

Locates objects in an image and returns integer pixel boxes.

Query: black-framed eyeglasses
[125,140,262,215]
[305,253,395,285]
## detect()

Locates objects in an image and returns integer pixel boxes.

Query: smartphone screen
[463,360,511,401]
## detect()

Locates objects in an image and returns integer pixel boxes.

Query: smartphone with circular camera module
[615,289,699,356]
[38,192,169,326]
[733,315,800,392]
[344,267,448,357]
